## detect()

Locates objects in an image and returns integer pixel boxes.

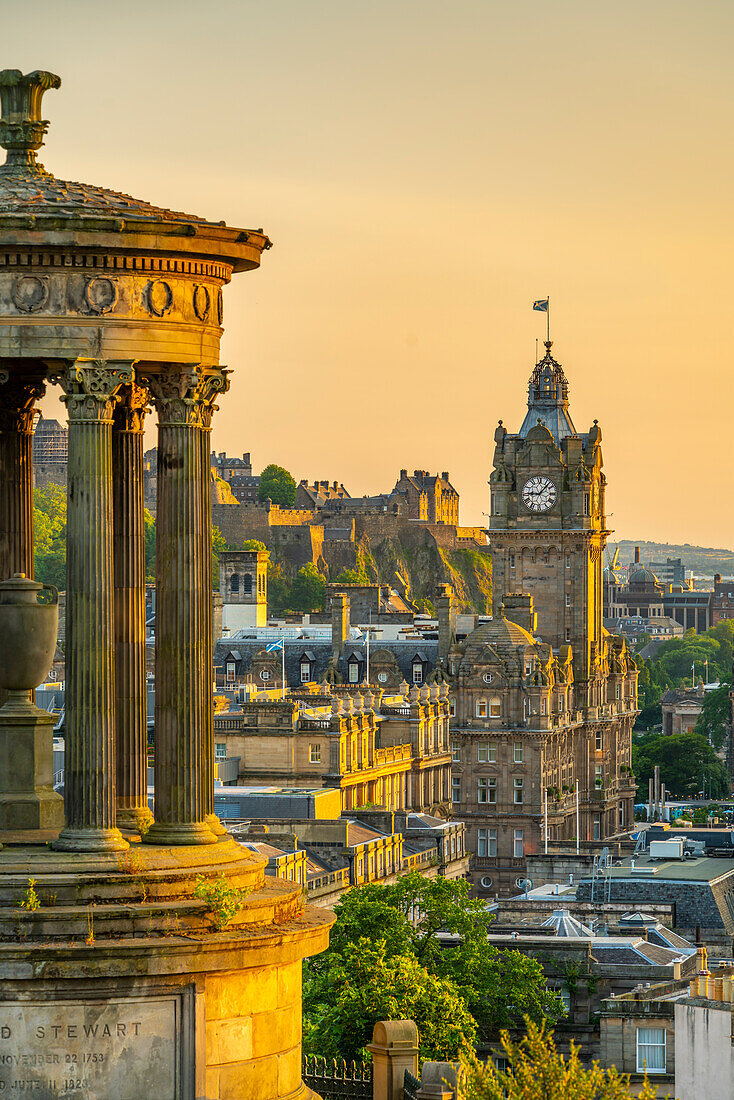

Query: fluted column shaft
[0,369,45,583]
[199,370,229,835]
[143,367,226,846]
[53,360,131,852]
[113,383,154,834]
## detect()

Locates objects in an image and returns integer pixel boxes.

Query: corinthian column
[143,367,220,846]
[0,368,46,583]
[113,382,155,835]
[199,369,230,837]
[52,360,132,853]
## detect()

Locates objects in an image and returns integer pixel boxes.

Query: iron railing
[404,1067,421,1100]
[302,1055,372,1098]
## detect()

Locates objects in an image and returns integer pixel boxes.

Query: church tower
[489,341,607,707]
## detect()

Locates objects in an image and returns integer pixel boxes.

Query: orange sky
[12,0,734,546]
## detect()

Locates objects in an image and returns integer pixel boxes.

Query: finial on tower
[0,69,61,171]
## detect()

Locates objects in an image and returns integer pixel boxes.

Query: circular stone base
[52,825,129,852]
[205,813,228,837]
[116,805,155,835]
[143,819,218,846]
[0,836,333,1100]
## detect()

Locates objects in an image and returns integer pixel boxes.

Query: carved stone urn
[0,573,58,708]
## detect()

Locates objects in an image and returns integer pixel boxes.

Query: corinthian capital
[52,360,134,423]
[0,369,47,432]
[113,380,150,433]
[144,366,230,428]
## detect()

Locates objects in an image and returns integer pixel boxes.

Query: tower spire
[518,341,576,443]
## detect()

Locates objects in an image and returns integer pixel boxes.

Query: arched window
[230,573,240,594]
[244,573,253,595]
[490,696,501,718]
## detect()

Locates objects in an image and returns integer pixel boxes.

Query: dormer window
[226,660,236,682]
[300,660,311,684]
[348,659,360,684]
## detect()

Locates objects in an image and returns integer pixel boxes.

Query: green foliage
[304,873,562,1063]
[19,879,40,912]
[334,568,369,585]
[258,464,297,507]
[695,681,732,751]
[267,560,292,614]
[632,729,730,800]
[144,508,156,582]
[193,874,251,931]
[459,1019,660,1099]
[290,563,326,613]
[241,539,267,551]
[211,524,228,591]
[304,939,476,1063]
[34,484,67,589]
[636,620,734,729]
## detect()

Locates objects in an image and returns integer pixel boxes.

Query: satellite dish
[515,877,533,897]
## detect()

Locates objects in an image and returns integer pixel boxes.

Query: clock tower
[489,341,607,706]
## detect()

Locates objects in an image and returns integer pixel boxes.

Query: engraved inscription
[0,997,178,1099]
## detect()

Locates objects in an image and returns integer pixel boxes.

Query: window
[565,554,570,569]
[595,730,602,750]
[636,1028,665,1074]
[565,628,571,642]
[412,662,423,685]
[300,661,311,684]
[244,573,253,595]
[513,742,523,763]
[565,593,571,607]
[509,553,515,569]
[478,777,497,804]
[215,743,227,761]
[616,683,621,700]
[348,661,359,684]
[558,987,571,1012]
[478,743,496,763]
[476,699,487,718]
[309,743,321,764]
[595,764,603,783]
[514,777,524,804]
[230,573,239,594]
[490,696,501,718]
[593,814,601,840]
[540,697,546,715]
[452,777,461,803]
[513,829,524,858]
[260,669,270,681]
[483,673,493,684]
[477,828,497,857]
[226,660,236,682]
[449,698,456,717]
[583,493,590,516]
[451,742,461,763]
[378,671,388,683]
[480,876,493,889]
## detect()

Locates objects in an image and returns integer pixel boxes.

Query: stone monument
[0,68,331,1099]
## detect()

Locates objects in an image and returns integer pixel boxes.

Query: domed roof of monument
[463,609,535,657]
[0,70,269,267]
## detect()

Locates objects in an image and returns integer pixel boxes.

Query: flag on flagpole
[265,639,284,653]
[533,299,549,312]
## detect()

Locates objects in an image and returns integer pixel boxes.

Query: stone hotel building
[447,342,639,896]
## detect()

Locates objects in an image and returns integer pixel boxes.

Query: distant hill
[607,540,734,576]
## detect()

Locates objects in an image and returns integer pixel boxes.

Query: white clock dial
[522,476,557,512]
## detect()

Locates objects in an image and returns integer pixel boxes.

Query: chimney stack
[331,592,350,662]
[634,546,640,564]
[435,584,456,663]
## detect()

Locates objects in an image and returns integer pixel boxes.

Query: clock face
[522,476,557,512]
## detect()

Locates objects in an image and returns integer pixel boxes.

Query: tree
[632,729,730,800]
[695,681,731,752]
[304,874,563,1062]
[290,563,326,612]
[459,1019,660,1100]
[267,560,292,614]
[304,939,476,1063]
[34,483,67,590]
[257,464,296,507]
[144,508,156,582]
[211,524,228,590]
[241,539,266,551]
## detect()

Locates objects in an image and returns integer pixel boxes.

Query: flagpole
[282,640,286,699]
[547,295,550,343]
